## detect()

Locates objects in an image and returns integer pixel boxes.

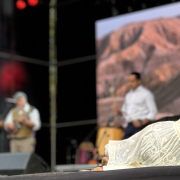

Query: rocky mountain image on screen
[96,17,180,126]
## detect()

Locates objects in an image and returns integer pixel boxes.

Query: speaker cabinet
[0,152,51,175]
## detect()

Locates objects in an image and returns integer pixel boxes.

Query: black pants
[123,116,180,139]
[152,115,180,123]
[123,123,147,139]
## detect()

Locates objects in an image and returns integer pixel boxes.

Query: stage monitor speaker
[0,152,51,176]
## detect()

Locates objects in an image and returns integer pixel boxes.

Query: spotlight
[28,0,38,6]
[16,0,26,10]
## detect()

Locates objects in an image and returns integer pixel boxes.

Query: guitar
[0,121,3,128]
[7,121,22,139]
[7,106,34,139]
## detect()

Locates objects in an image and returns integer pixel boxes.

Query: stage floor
[1,166,180,180]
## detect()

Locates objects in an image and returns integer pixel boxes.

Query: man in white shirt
[114,72,157,139]
[4,91,41,153]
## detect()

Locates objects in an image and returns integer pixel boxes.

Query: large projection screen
[96,2,180,126]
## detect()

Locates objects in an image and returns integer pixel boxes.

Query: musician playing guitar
[114,72,158,139]
[4,91,41,153]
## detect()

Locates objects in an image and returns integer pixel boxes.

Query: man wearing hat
[4,91,41,153]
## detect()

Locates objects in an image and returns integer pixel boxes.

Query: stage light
[0,62,28,94]
[28,0,38,6]
[16,0,26,10]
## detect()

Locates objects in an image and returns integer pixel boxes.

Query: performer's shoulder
[28,105,39,112]
[141,86,154,96]
[10,107,17,111]
[125,90,131,98]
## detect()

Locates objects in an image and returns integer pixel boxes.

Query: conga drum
[75,141,94,164]
[96,127,124,156]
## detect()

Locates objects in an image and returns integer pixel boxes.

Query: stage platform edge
[1,166,180,180]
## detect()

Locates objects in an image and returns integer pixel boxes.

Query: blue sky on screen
[95,2,180,39]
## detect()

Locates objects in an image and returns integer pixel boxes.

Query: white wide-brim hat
[13,91,27,101]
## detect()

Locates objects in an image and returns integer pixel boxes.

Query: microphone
[5,98,17,104]
[95,114,114,166]
[107,114,114,125]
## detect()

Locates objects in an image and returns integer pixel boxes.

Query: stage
[1,166,180,180]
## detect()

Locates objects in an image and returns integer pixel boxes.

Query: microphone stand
[95,115,114,166]
[95,129,107,166]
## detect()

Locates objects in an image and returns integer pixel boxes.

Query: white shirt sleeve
[4,110,14,131]
[29,108,41,131]
[144,92,158,120]
[121,95,127,112]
